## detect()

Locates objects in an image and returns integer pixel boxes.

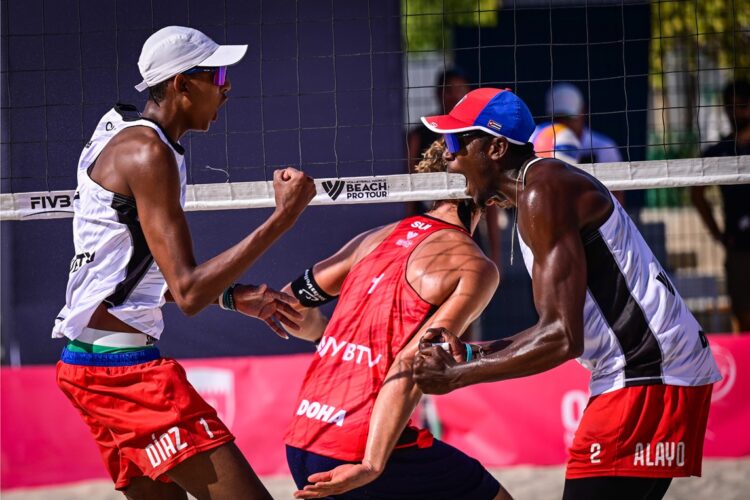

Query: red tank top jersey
[285,215,466,461]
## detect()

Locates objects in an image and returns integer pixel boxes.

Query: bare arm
[126,137,315,316]
[364,257,498,471]
[282,226,391,342]
[414,182,588,394]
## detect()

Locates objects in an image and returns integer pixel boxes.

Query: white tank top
[516,159,721,396]
[52,104,186,341]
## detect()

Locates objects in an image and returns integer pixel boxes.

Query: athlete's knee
[167,442,271,500]
[124,476,187,500]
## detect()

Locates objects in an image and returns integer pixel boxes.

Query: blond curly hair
[414,139,447,174]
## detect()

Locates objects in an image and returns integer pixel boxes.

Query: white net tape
[1,157,748,221]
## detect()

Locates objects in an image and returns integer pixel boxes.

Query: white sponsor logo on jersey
[296,399,346,427]
[411,221,432,231]
[316,335,382,367]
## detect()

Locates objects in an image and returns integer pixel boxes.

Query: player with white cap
[134,26,247,92]
[54,26,316,499]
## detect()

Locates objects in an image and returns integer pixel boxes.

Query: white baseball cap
[545,83,584,117]
[135,26,248,92]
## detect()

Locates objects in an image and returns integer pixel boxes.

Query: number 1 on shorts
[199,417,215,438]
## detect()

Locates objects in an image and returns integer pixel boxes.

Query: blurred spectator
[408,67,471,166]
[530,122,582,164]
[545,83,623,164]
[691,79,750,332]
[543,83,625,204]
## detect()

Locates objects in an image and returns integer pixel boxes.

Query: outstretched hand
[233,283,303,339]
[413,327,463,395]
[294,462,380,499]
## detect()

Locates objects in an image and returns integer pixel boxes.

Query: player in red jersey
[282,140,512,499]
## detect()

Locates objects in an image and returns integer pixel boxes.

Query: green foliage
[651,0,750,88]
[402,0,499,53]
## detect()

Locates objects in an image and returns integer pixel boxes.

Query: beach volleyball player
[281,140,511,499]
[413,88,721,500]
[53,26,315,499]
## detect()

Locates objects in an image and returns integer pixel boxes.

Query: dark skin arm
[414,166,609,394]
[94,127,315,317]
[280,225,391,342]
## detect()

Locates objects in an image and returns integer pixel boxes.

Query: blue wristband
[219,284,238,311]
[465,343,473,362]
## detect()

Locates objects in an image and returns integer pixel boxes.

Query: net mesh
[1,0,748,222]
[0,0,748,358]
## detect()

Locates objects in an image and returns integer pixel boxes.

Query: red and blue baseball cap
[421,88,535,150]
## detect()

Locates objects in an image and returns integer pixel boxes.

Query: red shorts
[566,384,713,479]
[56,348,234,490]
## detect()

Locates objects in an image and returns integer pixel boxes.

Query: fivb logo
[322,180,346,200]
[24,191,77,218]
[29,194,73,210]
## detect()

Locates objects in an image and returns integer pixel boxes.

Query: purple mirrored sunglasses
[182,66,227,86]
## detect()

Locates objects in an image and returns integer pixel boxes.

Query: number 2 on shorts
[590,443,602,463]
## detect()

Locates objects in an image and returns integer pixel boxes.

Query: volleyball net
[1,0,748,222]
[1,0,749,337]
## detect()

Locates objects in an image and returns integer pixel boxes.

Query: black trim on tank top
[113,102,185,155]
[103,194,155,308]
[580,204,615,244]
[583,230,663,384]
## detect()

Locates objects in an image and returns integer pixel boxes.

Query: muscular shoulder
[408,228,498,305]
[90,126,176,197]
[110,126,176,172]
[520,159,612,238]
[333,219,423,271]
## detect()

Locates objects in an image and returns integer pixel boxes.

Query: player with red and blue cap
[422,87,536,153]
[415,87,720,500]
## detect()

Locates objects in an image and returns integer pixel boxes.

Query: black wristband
[291,268,336,307]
